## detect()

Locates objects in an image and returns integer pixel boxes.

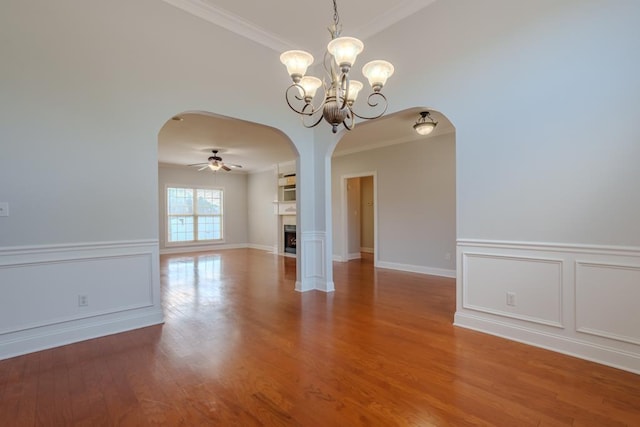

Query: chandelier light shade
[413,111,438,136]
[280,0,394,133]
[346,80,363,105]
[280,50,315,82]
[362,60,395,91]
[298,76,323,101]
[327,37,364,71]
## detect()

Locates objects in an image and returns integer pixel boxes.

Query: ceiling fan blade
[188,162,208,166]
[226,163,243,169]
[221,165,231,172]
[197,165,209,171]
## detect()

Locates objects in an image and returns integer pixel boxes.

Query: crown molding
[333,128,455,158]
[352,0,437,41]
[161,0,295,52]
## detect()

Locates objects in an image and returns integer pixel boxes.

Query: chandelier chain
[332,0,340,28]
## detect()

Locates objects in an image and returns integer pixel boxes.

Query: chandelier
[280,0,394,133]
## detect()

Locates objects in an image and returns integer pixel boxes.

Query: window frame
[165,185,224,246]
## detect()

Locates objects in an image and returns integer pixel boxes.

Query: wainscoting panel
[0,240,163,360]
[576,261,640,345]
[462,253,563,327]
[0,254,153,334]
[297,231,334,292]
[456,240,640,374]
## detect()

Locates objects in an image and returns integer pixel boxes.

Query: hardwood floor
[1,249,639,426]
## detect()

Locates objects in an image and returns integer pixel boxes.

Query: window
[167,187,223,243]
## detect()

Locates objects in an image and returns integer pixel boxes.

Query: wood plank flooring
[1,249,639,426]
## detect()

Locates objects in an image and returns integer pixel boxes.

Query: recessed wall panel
[462,253,563,327]
[576,262,640,345]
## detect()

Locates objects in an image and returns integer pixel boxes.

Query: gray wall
[248,169,278,250]
[332,132,456,273]
[360,176,374,251]
[158,165,248,250]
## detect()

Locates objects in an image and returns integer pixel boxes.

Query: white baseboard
[332,255,344,262]
[247,243,277,252]
[0,309,164,361]
[376,260,456,278]
[160,243,248,255]
[360,247,374,253]
[455,312,640,375]
[348,252,362,260]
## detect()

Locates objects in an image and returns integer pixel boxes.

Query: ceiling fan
[188,150,242,172]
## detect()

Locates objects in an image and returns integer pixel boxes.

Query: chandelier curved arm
[342,108,355,131]
[300,104,324,129]
[350,92,389,120]
[285,83,324,117]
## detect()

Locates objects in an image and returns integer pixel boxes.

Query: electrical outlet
[444,252,452,261]
[506,292,516,307]
[78,295,88,307]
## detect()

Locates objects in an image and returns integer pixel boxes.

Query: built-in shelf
[277,173,296,209]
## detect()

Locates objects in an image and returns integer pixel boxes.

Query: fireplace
[284,225,296,254]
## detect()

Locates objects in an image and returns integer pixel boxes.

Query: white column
[293,130,337,292]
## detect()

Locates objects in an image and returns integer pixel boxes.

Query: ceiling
[158,0,451,173]
[158,109,454,172]
[162,0,437,54]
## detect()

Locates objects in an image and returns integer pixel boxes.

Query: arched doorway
[330,107,457,278]
[157,111,298,256]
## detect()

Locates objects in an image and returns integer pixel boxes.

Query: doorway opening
[341,172,377,265]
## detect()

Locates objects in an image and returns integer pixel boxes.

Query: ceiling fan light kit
[280,0,394,133]
[413,111,438,136]
[187,150,242,172]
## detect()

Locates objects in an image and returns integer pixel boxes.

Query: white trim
[376,260,456,279]
[160,0,295,52]
[164,184,224,247]
[461,252,564,328]
[1,310,163,362]
[333,255,344,262]
[454,312,640,375]
[0,239,158,258]
[352,0,437,42]
[160,243,248,255]
[360,247,374,254]
[456,239,640,374]
[296,231,334,292]
[0,240,163,360]
[333,129,455,158]
[348,252,362,260]
[575,260,640,346]
[161,0,437,54]
[246,243,276,252]
[457,238,640,256]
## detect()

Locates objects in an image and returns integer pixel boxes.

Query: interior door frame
[340,171,378,266]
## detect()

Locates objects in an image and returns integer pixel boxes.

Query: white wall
[3,0,639,372]
[157,165,248,252]
[0,0,304,359]
[332,132,457,276]
[362,0,640,372]
[248,169,278,251]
